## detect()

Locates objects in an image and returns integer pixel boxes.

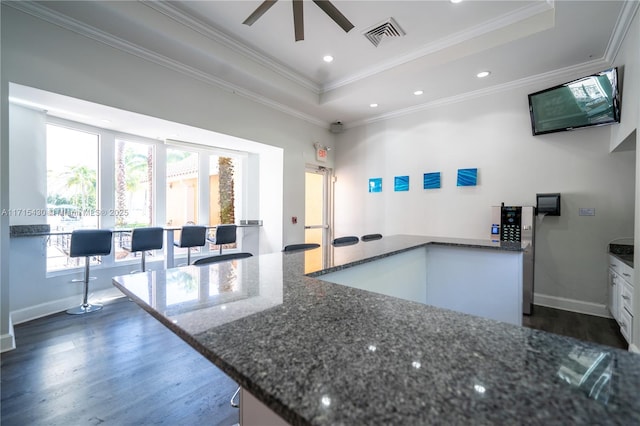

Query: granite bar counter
[112,235,640,425]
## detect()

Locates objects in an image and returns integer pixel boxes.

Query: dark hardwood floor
[1,299,628,425]
[1,297,239,426]
[523,305,628,350]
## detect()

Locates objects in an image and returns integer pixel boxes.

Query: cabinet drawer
[620,307,633,344]
[622,281,634,314]
[609,255,634,285]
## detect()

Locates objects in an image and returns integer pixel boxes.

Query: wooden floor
[523,305,628,350]
[1,297,239,426]
[1,299,628,425]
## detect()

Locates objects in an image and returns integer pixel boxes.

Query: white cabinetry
[608,255,634,343]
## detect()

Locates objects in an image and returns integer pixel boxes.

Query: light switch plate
[579,208,595,216]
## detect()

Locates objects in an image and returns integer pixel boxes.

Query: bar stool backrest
[213,224,238,246]
[178,226,207,248]
[283,243,320,252]
[130,227,164,252]
[70,229,113,257]
[192,252,253,266]
[332,236,359,246]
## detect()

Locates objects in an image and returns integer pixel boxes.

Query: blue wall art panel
[394,176,410,192]
[423,172,441,189]
[457,168,478,186]
[368,177,382,193]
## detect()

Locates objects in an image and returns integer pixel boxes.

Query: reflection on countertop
[113,235,640,425]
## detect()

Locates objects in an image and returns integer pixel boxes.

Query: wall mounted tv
[528,67,620,136]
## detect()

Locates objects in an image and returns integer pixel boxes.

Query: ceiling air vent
[363,18,405,47]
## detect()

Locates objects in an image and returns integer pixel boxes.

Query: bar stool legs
[67,257,103,314]
[67,229,112,315]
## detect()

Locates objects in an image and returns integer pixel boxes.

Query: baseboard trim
[629,343,640,354]
[0,317,16,353]
[533,293,610,318]
[11,287,125,325]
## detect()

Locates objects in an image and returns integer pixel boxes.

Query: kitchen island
[112,235,640,425]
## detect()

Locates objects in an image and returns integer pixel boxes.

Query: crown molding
[349,0,638,129]
[604,0,640,63]
[322,0,556,93]
[5,1,329,129]
[142,0,321,95]
[350,58,610,128]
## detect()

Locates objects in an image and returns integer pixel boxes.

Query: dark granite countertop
[112,235,640,425]
[609,243,634,268]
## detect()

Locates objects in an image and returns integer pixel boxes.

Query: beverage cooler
[490,205,535,315]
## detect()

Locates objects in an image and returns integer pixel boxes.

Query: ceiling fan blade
[312,0,354,33]
[243,0,278,26]
[293,0,304,41]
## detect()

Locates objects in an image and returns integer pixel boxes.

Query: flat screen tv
[528,68,620,136]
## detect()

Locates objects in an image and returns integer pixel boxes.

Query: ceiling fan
[243,0,355,42]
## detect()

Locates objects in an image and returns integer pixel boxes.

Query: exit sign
[316,147,327,162]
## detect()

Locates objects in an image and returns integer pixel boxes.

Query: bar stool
[174,225,206,265]
[332,236,359,246]
[361,233,382,242]
[192,252,253,266]
[207,224,237,255]
[283,243,320,252]
[122,227,164,272]
[67,229,113,315]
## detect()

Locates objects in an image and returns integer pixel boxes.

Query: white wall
[334,77,636,316]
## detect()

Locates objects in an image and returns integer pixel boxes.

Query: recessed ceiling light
[414,90,424,96]
[370,103,378,108]
[323,55,334,63]
[477,71,491,78]
[450,0,463,3]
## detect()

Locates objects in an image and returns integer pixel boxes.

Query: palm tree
[64,165,96,210]
[116,141,127,226]
[219,157,235,224]
[115,142,154,226]
[147,145,154,223]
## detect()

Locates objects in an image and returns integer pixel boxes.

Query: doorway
[304,166,332,272]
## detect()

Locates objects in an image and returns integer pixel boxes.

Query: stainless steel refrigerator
[491,205,535,315]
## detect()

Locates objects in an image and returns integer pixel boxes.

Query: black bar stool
[122,227,164,272]
[361,233,382,241]
[192,252,253,266]
[283,243,320,252]
[207,224,237,255]
[67,229,113,315]
[332,236,359,246]
[174,225,206,265]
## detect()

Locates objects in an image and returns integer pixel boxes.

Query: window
[46,123,99,271]
[115,139,154,227]
[42,118,250,272]
[166,148,199,226]
[208,154,238,250]
[114,139,158,263]
[167,148,200,260]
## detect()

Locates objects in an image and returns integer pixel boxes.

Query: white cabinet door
[608,268,619,321]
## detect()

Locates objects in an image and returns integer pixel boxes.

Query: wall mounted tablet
[536,193,561,216]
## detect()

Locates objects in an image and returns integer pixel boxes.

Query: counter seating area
[9,223,260,271]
